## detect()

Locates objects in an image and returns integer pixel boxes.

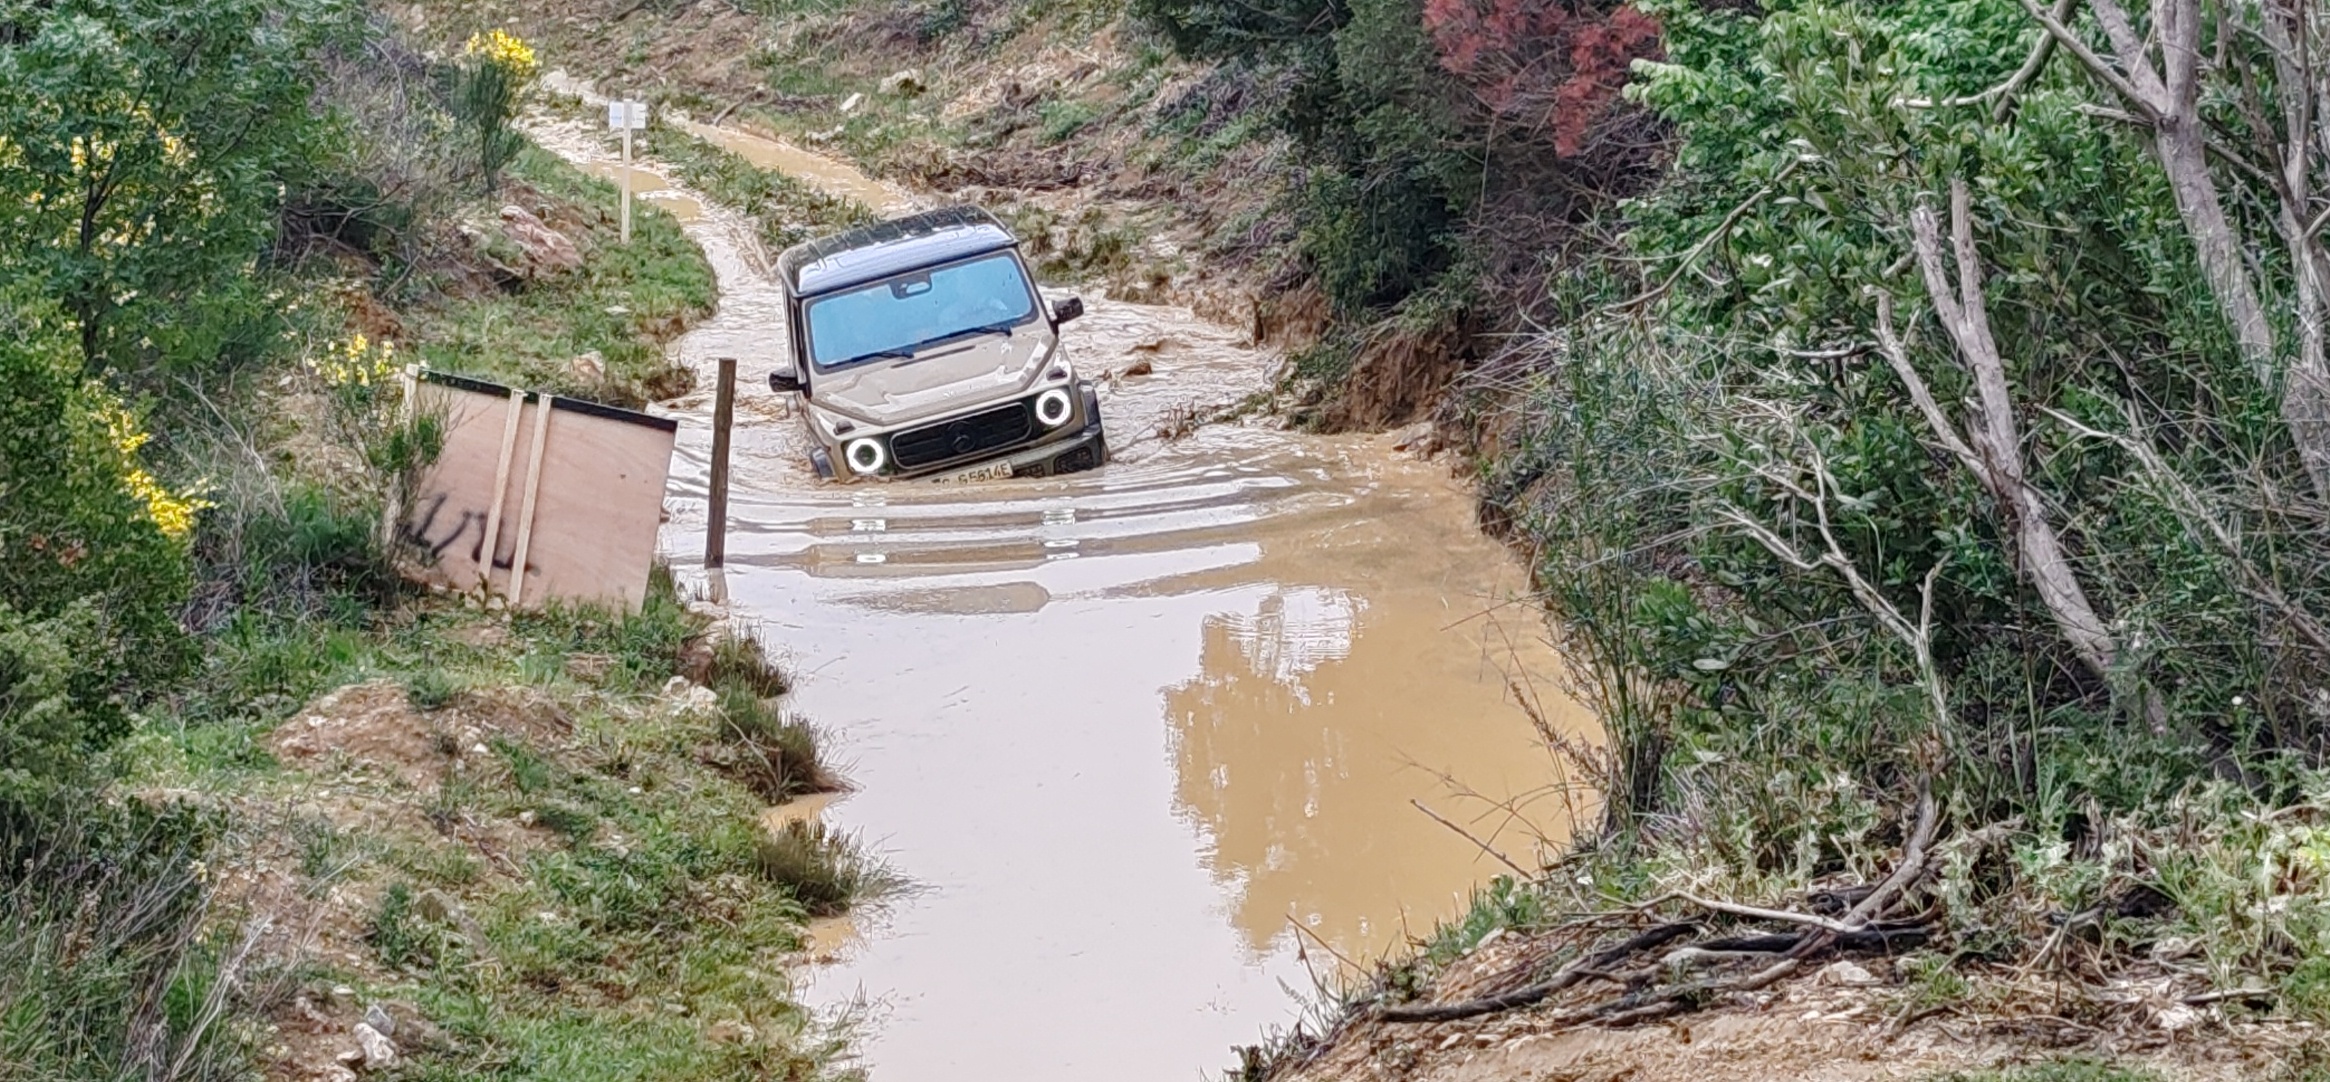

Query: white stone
[352,1022,398,1069]
[1818,960,1881,986]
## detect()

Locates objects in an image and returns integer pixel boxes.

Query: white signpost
[606,100,650,243]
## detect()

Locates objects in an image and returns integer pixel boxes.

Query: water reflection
[1170,575,1584,964]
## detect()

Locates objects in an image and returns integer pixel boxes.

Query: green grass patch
[1927,1063,2164,1082]
[755,819,902,918]
[403,144,715,408]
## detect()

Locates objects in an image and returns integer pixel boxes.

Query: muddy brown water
[533,107,1596,1080]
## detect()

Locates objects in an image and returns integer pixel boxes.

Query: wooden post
[506,394,555,607]
[706,357,736,570]
[477,386,526,594]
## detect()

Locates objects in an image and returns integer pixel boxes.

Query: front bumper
[806,382,1109,482]
[994,411,1107,480]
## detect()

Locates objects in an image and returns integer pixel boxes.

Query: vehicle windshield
[802,251,1039,369]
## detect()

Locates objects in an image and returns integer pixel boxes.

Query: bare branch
[2015,0,2165,121]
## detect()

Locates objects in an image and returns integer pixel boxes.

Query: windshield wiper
[906,317,1022,354]
[833,319,1023,367]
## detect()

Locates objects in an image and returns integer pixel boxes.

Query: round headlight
[845,438,887,475]
[1034,388,1075,428]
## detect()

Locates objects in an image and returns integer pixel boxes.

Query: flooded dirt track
[535,109,1597,1080]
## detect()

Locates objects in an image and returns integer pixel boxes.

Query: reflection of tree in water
[1170,584,1543,964]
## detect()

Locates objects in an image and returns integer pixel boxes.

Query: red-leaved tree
[1422,0,1662,157]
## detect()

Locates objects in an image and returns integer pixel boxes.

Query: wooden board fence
[398,370,677,611]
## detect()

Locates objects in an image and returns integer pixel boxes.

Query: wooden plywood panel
[398,371,676,611]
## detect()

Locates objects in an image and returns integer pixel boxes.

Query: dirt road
[535,107,1596,1081]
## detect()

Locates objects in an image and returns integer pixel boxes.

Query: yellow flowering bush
[455,28,538,193]
[101,404,211,542]
[464,28,539,84]
[305,331,400,389]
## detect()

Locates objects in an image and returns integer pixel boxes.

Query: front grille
[890,401,1035,470]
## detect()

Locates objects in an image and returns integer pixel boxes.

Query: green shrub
[0,296,193,789]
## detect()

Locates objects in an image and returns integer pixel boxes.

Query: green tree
[0,0,355,374]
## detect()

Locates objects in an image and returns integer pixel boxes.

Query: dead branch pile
[1378,784,1941,1028]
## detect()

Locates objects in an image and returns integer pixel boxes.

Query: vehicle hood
[811,332,1057,429]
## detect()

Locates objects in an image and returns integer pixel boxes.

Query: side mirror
[1050,296,1085,325]
[769,369,804,394]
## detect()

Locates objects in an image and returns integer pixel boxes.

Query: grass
[1928,1064,2164,1082]
[89,122,876,1081]
[642,125,876,251]
[134,569,888,1081]
[755,819,902,919]
[401,145,716,407]
[715,682,838,802]
[0,806,249,1082]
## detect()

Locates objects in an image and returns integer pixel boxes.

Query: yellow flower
[464,28,540,83]
[102,404,211,540]
[305,332,400,389]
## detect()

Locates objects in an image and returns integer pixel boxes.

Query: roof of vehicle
[775,206,1019,297]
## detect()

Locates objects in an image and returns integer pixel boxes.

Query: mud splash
[532,113,1597,1081]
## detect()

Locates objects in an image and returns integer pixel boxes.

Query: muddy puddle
[531,107,1597,1080]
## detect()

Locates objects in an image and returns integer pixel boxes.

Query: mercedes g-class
[767,207,1108,482]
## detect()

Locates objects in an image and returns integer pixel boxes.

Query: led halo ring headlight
[845,437,887,475]
[1034,388,1075,429]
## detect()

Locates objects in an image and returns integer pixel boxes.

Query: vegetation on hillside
[0,5,871,1079]
[1161,0,2330,1068]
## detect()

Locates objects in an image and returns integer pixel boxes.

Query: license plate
[930,459,1014,484]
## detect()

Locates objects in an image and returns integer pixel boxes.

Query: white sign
[606,100,649,131]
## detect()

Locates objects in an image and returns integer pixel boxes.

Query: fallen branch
[1379,921,1699,1023]
[1379,786,1943,1028]
[1674,893,1860,935]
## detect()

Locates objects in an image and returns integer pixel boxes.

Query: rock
[1817,960,1881,986]
[568,350,606,384]
[1391,421,1438,455]
[336,1047,366,1067]
[1130,336,1173,353]
[838,92,864,114]
[880,68,924,96]
[1119,359,1155,378]
[352,1022,399,1069]
[362,1003,395,1040]
[495,205,583,279]
[316,1065,359,1082]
